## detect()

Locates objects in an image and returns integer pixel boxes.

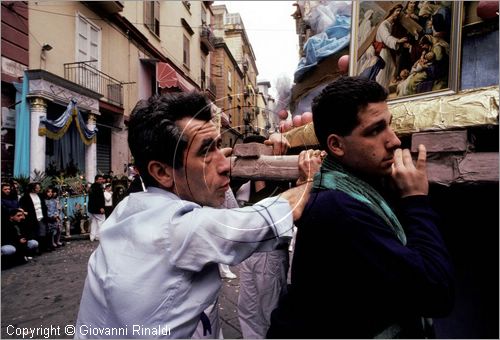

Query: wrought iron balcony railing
[200,75,217,96]
[64,61,123,107]
[208,77,217,95]
[200,24,215,51]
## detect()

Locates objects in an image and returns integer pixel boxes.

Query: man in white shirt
[75,92,321,339]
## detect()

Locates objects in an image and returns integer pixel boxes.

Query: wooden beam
[426,157,457,186]
[411,130,468,152]
[229,146,498,184]
[232,143,273,157]
[426,152,498,185]
[458,152,499,183]
[230,155,299,181]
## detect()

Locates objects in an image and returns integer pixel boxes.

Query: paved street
[1,239,242,339]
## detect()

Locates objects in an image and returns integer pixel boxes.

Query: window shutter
[183,35,190,67]
[77,17,88,62]
[90,26,99,66]
[144,1,152,31]
[153,1,160,35]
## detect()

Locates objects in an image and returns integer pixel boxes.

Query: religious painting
[349,1,462,101]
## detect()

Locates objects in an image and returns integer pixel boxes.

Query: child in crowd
[45,186,63,248]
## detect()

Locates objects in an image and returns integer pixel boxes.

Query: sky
[214,1,299,98]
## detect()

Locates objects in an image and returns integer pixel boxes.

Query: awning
[157,62,195,92]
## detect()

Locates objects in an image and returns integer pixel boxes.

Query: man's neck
[336,161,383,190]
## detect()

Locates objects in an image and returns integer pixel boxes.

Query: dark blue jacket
[268,190,454,338]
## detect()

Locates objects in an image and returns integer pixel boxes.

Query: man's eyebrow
[361,119,387,134]
[196,137,215,156]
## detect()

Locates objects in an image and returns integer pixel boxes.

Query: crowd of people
[71,78,453,339]
[1,181,64,268]
[0,171,143,269]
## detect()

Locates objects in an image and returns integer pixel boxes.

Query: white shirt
[75,187,292,339]
[235,181,251,204]
[104,191,113,207]
[30,193,43,221]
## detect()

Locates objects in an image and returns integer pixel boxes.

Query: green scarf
[312,155,407,245]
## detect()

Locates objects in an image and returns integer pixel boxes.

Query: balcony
[200,75,217,99]
[200,24,215,52]
[208,77,217,96]
[82,1,124,15]
[224,13,245,31]
[64,61,123,107]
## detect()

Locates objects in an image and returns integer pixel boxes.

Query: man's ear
[147,161,174,189]
[326,134,345,157]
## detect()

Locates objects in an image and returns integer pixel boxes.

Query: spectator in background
[112,184,127,209]
[45,186,63,248]
[9,179,22,201]
[104,175,112,185]
[103,184,113,218]
[19,183,50,252]
[126,164,146,195]
[235,134,297,339]
[87,175,105,242]
[1,183,19,223]
[1,208,39,267]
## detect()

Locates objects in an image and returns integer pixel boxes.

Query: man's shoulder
[128,188,198,210]
[310,189,360,204]
[307,189,377,216]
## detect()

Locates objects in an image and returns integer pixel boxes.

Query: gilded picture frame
[349,1,462,102]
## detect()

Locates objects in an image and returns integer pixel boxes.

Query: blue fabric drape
[13,72,30,178]
[40,99,97,145]
[294,16,351,82]
[47,122,85,173]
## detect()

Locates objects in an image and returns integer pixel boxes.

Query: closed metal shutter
[96,126,111,174]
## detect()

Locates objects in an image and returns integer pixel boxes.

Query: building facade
[212,38,244,147]
[212,5,262,140]
[1,0,220,181]
[1,1,29,177]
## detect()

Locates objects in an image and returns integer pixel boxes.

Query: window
[144,1,160,36]
[77,14,100,65]
[201,55,206,89]
[227,69,232,90]
[183,35,190,68]
[224,13,241,26]
[76,13,101,92]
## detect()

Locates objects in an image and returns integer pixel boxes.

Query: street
[1,239,242,339]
